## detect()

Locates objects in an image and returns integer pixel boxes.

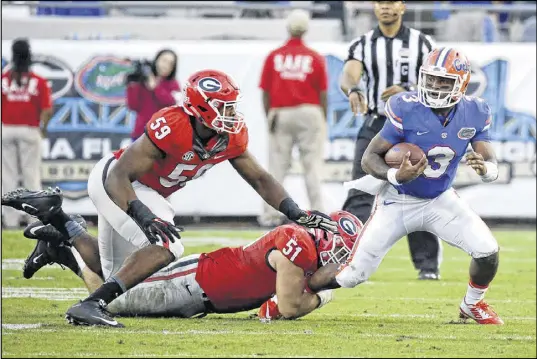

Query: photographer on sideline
[126,49,180,141]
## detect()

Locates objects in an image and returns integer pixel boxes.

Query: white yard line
[345,296,536,304]
[1,323,42,330]
[313,312,536,321]
[2,327,534,342]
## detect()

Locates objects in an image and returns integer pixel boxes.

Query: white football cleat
[459,298,504,325]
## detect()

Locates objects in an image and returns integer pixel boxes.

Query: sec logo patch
[182,151,195,161]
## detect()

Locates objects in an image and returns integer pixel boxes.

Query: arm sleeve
[39,78,53,110]
[379,95,405,144]
[472,99,492,142]
[126,83,142,111]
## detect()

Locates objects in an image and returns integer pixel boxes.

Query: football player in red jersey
[2,69,338,327]
[2,191,361,326]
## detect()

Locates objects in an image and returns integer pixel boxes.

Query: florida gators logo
[198,77,222,92]
[74,56,132,105]
[458,127,477,139]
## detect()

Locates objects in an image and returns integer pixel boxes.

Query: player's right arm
[105,110,181,244]
[269,251,326,319]
[105,134,163,211]
[362,95,427,184]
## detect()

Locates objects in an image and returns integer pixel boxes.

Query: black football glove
[295,210,338,233]
[279,198,338,233]
[126,200,182,245]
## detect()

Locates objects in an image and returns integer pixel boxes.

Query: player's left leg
[107,254,207,318]
[423,189,503,325]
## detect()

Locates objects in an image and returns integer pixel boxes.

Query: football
[384,143,425,168]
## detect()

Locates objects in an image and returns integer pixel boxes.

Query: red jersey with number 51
[113,105,249,198]
[195,224,319,313]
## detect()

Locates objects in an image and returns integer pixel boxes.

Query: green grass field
[2,229,536,358]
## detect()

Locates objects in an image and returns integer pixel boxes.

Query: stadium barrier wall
[1,40,535,219]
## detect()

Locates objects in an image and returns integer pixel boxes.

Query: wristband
[387,168,401,186]
[316,290,334,309]
[278,197,303,221]
[481,161,499,183]
[347,86,363,97]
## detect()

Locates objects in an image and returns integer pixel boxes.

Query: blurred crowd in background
[2,1,536,42]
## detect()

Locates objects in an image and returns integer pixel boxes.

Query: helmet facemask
[318,233,353,266]
[418,68,464,109]
[207,96,245,134]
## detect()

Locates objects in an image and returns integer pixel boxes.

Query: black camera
[125,58,153,83]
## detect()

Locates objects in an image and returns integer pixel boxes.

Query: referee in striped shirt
[341,1,442,280]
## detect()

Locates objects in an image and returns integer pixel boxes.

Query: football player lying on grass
[2,188,362,327]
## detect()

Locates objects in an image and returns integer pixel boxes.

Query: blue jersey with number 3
[379,91,492,199]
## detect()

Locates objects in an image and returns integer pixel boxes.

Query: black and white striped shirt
[347,25,435,116]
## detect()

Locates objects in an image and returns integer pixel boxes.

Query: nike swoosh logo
[417,131,429,136]
[29,225,46,236]
[33,253,44,264]
[91,316,119,326]
[213,155,226,160]
[383,200,396,206]
[185,284,192,296]
[21,203,38,212]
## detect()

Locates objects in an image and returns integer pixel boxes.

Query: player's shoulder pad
[463,95,492,130]
[274,225,317,268]
[145,105,190,154]
[385,91,419,130]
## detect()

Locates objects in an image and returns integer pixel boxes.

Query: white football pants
[336,184,499,288]
[87,154,185,280]
[107,253,208,318]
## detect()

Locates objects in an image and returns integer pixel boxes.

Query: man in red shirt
[1,39,52,228]
[259,9,329,227]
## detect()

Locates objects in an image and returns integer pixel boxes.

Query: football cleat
[66,299,124,328]
[459,299,504,325]
[1,187,63,223]
[418,269,440,281]
[23,214,87,246]
[23,240,81,279]
[23,240,54,279]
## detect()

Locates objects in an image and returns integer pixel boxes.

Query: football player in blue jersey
[308,47,503,325]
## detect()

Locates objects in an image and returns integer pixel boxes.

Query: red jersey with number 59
[113,105,249,198]
[195,224,319,313]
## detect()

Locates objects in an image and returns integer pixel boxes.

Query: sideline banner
[2,41,535,218]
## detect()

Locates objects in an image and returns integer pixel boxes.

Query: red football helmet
[182,69,244,134]
[418,47,471,109]
[313,211,363,266]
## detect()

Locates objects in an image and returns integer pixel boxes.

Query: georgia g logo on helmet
[198,77,222,92]
[338,217,358,236]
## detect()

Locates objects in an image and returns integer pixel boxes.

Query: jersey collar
[285,37,304,46]
[371,24,410,40]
